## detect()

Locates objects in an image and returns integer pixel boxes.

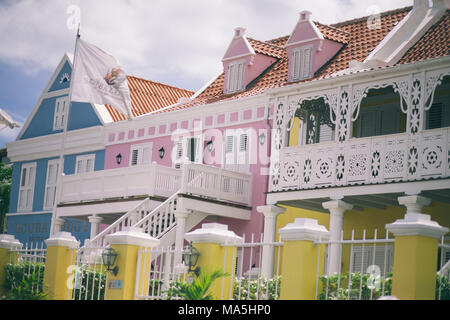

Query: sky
[0,0,413,149]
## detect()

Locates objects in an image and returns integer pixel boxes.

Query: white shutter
[194,137,203,164]
[224,135,235,170]
[291,45,312,81]
[319,124,333,143]
[237,133,250,173]
[44,160,59,210]
[302,47,312,79]
[18,163,36,211]
[351,245,393,275]
[130,143,153,166]
[75,154,96,174]
[53,96,69,130]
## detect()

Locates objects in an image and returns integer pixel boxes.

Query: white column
[53,218,65,233]
[322,200,353,275]
[174,210,189,269]
[257,205,286,279]
[88,215,103,239]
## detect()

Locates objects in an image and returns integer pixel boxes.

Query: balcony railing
[271,127,450,192]
[59,164,181,203]
[59,163,253,206]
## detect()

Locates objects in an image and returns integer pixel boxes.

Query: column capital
[398,195,431,214]
[278,218,329,242]
[322,200,353,213]
[175,210,190,219]
[257,205,286,218]
[0,234,22,250]
[45,232,80,249]
[386,213,448,239]
[88,215,104,224]
[105,227,160,248]
[185,223,243,245]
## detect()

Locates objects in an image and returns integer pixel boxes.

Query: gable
[48,60,72,92]
[222,28,255,61]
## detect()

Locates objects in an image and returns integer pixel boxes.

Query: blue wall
[6,213,91,246]
[48,61,72,92]
[9,150,105,214]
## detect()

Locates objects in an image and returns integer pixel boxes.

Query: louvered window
[350,245,394,275]
[75,154,95,174]
[226,60,246,94]
[43,160,59,210]
[130,143,153,166]
[18,162,36,212]
[290,45,312,82]
[53,96,69,131]
[427,103,443,129]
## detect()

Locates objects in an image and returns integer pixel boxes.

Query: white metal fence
[7,243,47,296]
[314,229,395,300]
[66,246,106,300]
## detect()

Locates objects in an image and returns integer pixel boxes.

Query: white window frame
[43,159,60,210]
[75,154,96,174]
[226,59,246,94]
[223,129,251,173]
[53,96,69,131]
[18,162,37,212]
[290,45,312,82]
[129,143,153,166]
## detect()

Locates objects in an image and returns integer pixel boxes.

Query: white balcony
[59,162,252,207]
[272,127,450,192]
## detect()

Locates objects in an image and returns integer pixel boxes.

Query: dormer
[285,11,346,82]
[222,27,255,94]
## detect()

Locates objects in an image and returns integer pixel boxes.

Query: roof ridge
[126,74,194,94]
[330,5,413,28]
[313,21,351,35]
[246,36,285,50]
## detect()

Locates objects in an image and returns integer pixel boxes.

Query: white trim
[105,227,160,247]
[386,213,449,239]
[278,218,329,242]
[75,153,96,174]
[184,223,243,245]
[6,211,52,216]
[45,231,80,248]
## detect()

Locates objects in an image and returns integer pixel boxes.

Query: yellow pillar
[185,223,242,300]
[43,232,80,300]
[278,218,329,300]
[386,196,449,300]
[0,235,22,296]
[104,227,160,300]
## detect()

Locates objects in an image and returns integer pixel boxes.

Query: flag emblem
[104,68,126,87]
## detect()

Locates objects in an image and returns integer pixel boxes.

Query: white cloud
[0,0,413,90]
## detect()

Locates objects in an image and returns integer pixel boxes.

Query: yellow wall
[288,117,300,147]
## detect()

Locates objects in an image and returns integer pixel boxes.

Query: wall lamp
[259,132,266,146]
[102,247,119,276]
[206,140,213,152]
[182,242,200,276]
[159,147,165,159]
[116,153,122,165]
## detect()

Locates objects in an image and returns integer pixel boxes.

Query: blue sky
[0,0,412,148]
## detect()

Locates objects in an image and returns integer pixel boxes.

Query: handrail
[438,259,450,277]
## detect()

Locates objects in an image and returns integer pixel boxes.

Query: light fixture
[102,247,119,276]
[116,153,122,165]
[159,147,165,159]
[259,132,266,146]
[182,242,200,276]
[206,140,213,152]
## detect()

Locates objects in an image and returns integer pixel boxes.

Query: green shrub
[3,263,46,300]
[436,275,450,300]
[232,276,281,300]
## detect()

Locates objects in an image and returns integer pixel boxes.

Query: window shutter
[131,149,139,166]
[319,124,333,143]
[18,163,36,211]
[239,134,248,152]
[427,103,442,129]
[351,245,393,275]
[302,47,311,79]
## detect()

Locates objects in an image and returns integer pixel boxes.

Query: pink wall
[104,115,273,240]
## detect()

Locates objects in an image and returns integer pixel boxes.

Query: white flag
[71,38,133,119]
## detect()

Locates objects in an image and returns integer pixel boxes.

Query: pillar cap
[279,218,329,242]
[256,205,286,217]
[386,213,449,239]
[105,227,160,248]
[88,215,104,224]
[0,234,22,250]
[45,232,80,249]
[185,223,243,245]
[322,200,353,212]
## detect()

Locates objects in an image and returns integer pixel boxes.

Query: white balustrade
[273,128,450,192]
[60,163,181,203]
[181,163,252,206]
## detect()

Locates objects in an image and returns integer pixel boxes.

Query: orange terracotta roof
[158,6,449,114]
[105,75,194,122]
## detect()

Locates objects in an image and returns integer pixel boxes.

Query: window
[53,96,69,131]
[226,60,246,94]
[75,154,95,174]
[173,137,202,169]
[18,162,36,211]
[350,245,394,276]
[43,160,59,210]
[290,45,312,82]
[130,143,153,166]
[426,103,450,129]
[224,131,251,173]
[356,105,401,138]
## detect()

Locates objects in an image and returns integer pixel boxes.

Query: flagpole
[49,26,81,236]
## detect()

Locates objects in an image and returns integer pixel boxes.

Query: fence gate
[67,246,106,300]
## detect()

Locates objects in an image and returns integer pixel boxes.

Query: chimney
[234,27,246,38]
[299,10,312,21]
